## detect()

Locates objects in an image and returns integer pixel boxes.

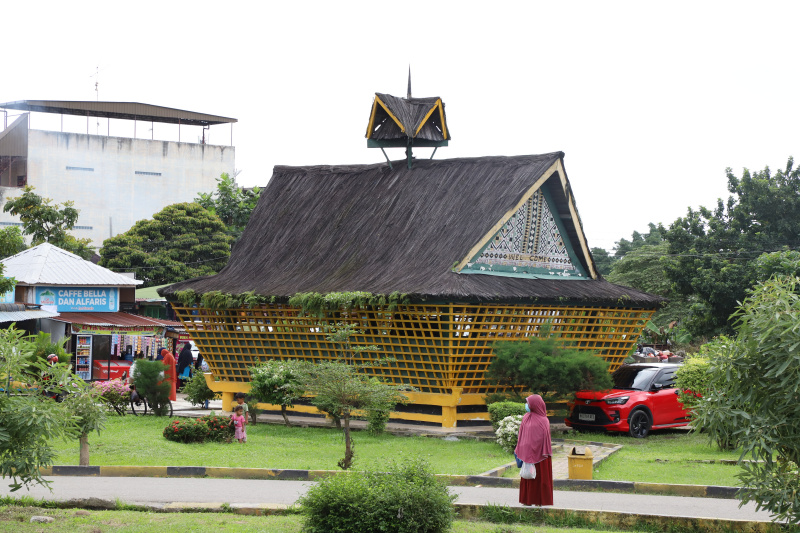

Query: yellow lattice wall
[171,303,655,427]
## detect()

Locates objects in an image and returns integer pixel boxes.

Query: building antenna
[90,65,106,134]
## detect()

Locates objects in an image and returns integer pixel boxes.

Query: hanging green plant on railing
[288,291,409,317]
[175,289,199,307]
[172,289,406,312]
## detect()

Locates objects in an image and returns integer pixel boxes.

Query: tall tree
[0,226,26,260]
[99,202,232,287]
[682,276,800,525]
[0,328,79,491]
[664,157,800,337]
[2,186,93,259]
[613,222,667,259]
[195,173,261,242]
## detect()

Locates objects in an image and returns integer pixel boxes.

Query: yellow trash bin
[567,446,593,480]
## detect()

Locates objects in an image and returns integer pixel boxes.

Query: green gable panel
[461,188,588,280]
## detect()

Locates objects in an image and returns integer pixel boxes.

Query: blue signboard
[0,279,14,304]
[35,286,119,312]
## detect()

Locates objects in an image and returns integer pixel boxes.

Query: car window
[657,370,676,388]
[612,366,659,391]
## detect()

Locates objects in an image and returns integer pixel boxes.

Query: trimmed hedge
[299,458,455,533]
[487,401,527,431]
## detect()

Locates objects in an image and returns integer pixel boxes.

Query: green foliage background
[486,330,612,401]
[99,202,232,287]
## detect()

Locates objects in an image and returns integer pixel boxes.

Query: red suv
[565,363,691,438]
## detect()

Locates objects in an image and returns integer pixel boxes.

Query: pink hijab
[514,394,552,464]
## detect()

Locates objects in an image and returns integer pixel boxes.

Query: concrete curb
[40,464,742,499]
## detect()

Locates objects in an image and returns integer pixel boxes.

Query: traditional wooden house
[161,91,663,428]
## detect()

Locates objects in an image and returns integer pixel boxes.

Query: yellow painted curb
[99,466,169,478]
[233,504,291,516]
[454,504,781,533]
[205,467,280,479]
[634,482,708,497]
[163,502,228,510]
[39,467,53,476]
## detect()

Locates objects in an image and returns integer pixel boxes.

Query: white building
[0,100,236,248]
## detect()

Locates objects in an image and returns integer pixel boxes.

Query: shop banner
[36,286,119,312]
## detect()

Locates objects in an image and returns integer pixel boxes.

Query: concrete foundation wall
[0,130,234,247]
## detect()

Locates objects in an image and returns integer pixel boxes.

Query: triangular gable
[366,94,449,143]
[456,160,596,280]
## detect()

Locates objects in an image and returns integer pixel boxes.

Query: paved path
[0,476,778,523]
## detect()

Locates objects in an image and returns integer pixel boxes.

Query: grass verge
[0,504,639,533]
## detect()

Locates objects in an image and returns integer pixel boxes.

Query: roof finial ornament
[407,66,412,100]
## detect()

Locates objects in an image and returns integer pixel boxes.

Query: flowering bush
[92,379,131,416]
[199,413,235,442]
[163,418,212,443]
[495,414,523,453]
[164,413,235,443]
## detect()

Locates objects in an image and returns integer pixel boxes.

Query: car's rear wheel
[628,410,651,438]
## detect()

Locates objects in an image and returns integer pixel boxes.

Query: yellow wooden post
[442,387,463,428]
[221,391,234,413]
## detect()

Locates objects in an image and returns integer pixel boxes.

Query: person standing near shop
[176,343,193,389]
[514,394,553,506]
[160,348,177,402]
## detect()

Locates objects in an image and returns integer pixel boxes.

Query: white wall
[0,130,234,248]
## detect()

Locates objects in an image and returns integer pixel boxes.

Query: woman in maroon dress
[514,394,553,506]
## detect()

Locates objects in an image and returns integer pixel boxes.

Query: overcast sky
[4,1,798,251]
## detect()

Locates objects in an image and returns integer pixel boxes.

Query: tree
[0,226,26,260]
[0,327,78,490]
[249,360,305,426]
[664,157,800,337]
[62,381,106,466]
[130,360,172,416]
[486,325,613,401]
[297,322,406,470]
[99,202,232,287]
[300,360,406,470]
[613,223,667,259]
[195,173,261,242]
[685,276,800,524]
[605,242,694,340]
[2,186,93,259]
[590,247,615,276]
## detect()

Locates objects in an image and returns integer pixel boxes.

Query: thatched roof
[161,152,664,307]
[366,93,449,143]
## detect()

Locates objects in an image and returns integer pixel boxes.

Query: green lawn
[50,416,508,475]
[0,505,633,533]
[49,417,744,486]
[588,429,743,486]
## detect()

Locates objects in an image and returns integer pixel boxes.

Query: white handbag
[520,461,537,480]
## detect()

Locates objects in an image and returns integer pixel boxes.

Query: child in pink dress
[231,405,246,443]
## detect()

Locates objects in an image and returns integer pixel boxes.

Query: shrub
[299,458,455,533]
[487,326,613,401]
[495,415,523,453]
[365,408,391,435]
[181,371,217,408]
[198,413,235,442]
[487,401,526,431]
[249,360,305,426]
[163,418,211,443]
[92,379,131,415]
[163,413,234,443]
